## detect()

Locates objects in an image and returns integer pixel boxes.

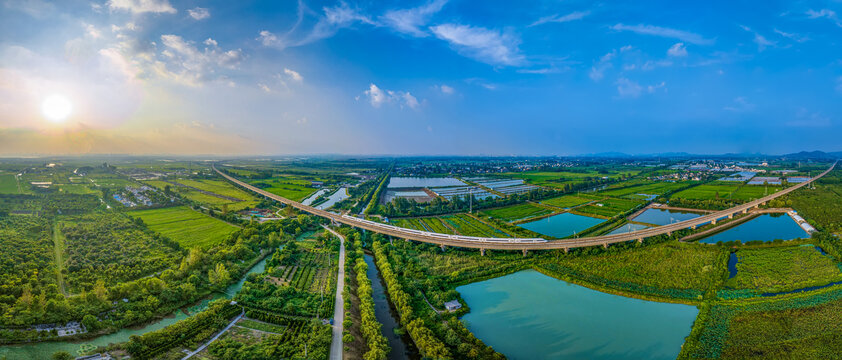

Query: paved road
[182,308,245,359]
[323,225,346,360]
[215,162,835,251]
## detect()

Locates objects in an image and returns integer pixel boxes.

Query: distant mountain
[780,151,842,160]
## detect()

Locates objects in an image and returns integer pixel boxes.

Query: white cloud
[529,11,590,27]
[188,7,210,20]
[724,96,755,112]
[158,34,244,86]
[739,25,775,52]
[589,50,615,81]
[257,30,278,46]
[610,23,713,45]
[107,0,176,14]
[667,42,687,57]
[258,83,272,93]
[362,83,421,109]
[203,38,217,47]
[430,24,525,66]
[641,59,672,71]
[615,78,643,98]
[773,29,809,43]
[83,23,102,39]
[258,2,374,50]
[439,84,454,94]
[806,9,842,27]
[284,68,303,82]
[381,0,447,37]
[647,81,666,93]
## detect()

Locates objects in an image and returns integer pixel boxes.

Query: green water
[699,214,809,244]
[0,256,268,360]
[518,212,605,238]
[458,270,698,360]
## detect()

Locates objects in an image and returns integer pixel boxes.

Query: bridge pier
[480,248,486,256]
[389,236,393,246]
[727,214,733,219]
[637,238,644,243]
[667,231,672,237]
[742,208,748,214]
[440,244,446,252]
[691,225,696,230]
[563,247,569,253]
[602,243,609,249]
[522,249,528,257]
[711,219,717,225]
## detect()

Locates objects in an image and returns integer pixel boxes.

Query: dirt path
[52,221,68,296]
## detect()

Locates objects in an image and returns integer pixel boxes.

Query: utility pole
[469,188,473,213]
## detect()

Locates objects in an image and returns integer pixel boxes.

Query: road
[182,308,245,359]
[214,161,835,251]
[323,225,346,360]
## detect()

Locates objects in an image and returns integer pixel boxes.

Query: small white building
[444,300,462,312]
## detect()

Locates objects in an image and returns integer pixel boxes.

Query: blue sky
[0,0,840,155]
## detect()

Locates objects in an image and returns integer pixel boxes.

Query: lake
[0,255,270,359]
[301,188,329,205]
[518,212,604,238]
[632,208,701,226]
[699,214,809,244]
[458,270,698,360]
[313,188,349,210]
[387,177,465,188]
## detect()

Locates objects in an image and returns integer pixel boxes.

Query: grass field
[539,242,728,298]
[481,203,554,222]
[145,179,259,211]
[575,197,644,218]
[541,194,598,208]
[598,181,694,199]
[670,182,743,201]
[0,174,19,194]
[501,168,642,189]
[129,206,238,249]
[726,246,842,294]
[730,185,781,201]
[250,177,317,202]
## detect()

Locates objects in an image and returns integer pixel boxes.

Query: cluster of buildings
[113,186,156,207]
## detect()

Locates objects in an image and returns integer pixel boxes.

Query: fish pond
[518,212,604,238]
[457,270,698,360]
[632,208,701,226]
[699,213,809,244]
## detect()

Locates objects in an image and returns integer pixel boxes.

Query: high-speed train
[341,214,547,244]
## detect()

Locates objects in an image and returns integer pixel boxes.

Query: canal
[363,254,418,360]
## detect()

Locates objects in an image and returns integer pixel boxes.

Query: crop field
[575,197,644,218]
[541,194,598,208]
[441,214,511,237]
[146,178,260,211]
[481,203,554,222]
[730,185,781,201]
[538,242,728,299]
[670,182,743,201]
[0,174,19,194]
[501,168,642,188]
[725,246,842,294]
[128,206,239,248]
[250,177,318,202]
[56,184,100,195]
[598,181,694,198]
[268,251,333,292]
[392,217,457,234]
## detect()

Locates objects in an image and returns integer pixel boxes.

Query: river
[0,255,270,359]
[363,254,418,360]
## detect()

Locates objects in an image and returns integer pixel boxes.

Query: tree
[82,314,99,331]
[51,352,73,360]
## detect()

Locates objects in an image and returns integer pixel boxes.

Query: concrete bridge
[215,162,835,252]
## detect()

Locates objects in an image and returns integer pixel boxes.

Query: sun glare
[41,94,73,123]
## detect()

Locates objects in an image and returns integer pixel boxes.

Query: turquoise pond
[457,270,698,360]
[518,212,605,238]
[699,214,809,244]
[632,208,701,226]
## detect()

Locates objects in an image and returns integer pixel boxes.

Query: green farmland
[250,177,319,202]
[541,194,598,209]
[393,213,509,237]
[0,174,19,194]
[725,246,842,294]
[481,203,554,222]
[598,181,695,199]
[575,197,644,218]
[129,206,238,249]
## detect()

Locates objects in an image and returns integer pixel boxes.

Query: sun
[41,94,73,123]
